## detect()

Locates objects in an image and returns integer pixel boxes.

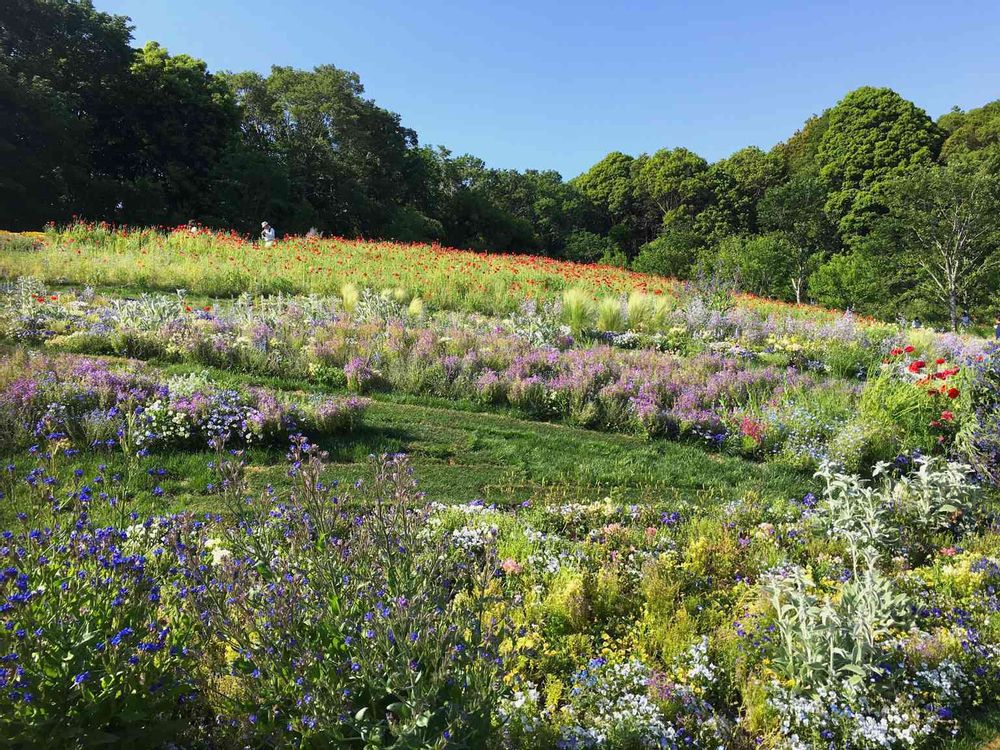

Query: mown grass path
[1,345,812,522]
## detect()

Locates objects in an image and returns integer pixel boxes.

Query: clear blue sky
[97,0,1000,178]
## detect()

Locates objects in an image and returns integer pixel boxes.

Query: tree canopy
[3,1,1000,328]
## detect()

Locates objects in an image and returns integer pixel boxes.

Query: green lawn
[0,348,812,524]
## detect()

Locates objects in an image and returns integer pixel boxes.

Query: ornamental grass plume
[595,295,625,332]
[626,290,655,332]
[561,287,594,334]
[340,282,360,314]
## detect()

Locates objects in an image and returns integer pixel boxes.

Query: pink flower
[940,547,957,557]
[500,558,522,575]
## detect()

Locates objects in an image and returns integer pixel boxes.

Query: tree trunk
[791,272,803,304]
[949,287,958,332]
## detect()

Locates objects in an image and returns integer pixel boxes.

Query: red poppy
[947,387,960,399]
[890,347,903,356]
[203,306,211,312]
[907,360,926,373]
[940,410,954,421]
[184,306,192,312]
[935,358,945,365]
[904,345,915,353]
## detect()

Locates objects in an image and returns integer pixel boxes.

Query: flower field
[2,227,1000,749]
[5,223,874,321]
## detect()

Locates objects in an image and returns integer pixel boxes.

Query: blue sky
[97,0,1000,178]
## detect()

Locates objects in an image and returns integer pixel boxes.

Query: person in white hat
[260,221,276,247]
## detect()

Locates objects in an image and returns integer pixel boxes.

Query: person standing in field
[260,221,276,246]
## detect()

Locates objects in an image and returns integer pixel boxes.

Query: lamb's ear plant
[764,548,911,694]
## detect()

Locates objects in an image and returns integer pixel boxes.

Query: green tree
[572,152,635,224]
[697,146,786,240]
[633,147,709,238]
[563,230,620,264]
[111,42,238,225]
[882,162,1000,330]
[711,233,798,300]
[771,112,830,177]
[938,100,1000,170]
[631,222,705,279]
[0,0,134,228]
[222,65,418,236]
[817,87,943,241]
[758,174,837,302]
[809,252,888,313]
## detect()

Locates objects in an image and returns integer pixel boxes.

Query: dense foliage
[4,1,1000,327]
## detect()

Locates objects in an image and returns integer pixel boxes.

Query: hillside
[1,221,998,749]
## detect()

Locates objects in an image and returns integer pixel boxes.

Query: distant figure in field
[995,315,1000,340]
[960,310,971,329]
[187,219,200,234]
[306,226,323,239]
[260,221,276,246]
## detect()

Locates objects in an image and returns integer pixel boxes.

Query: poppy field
[4,223,871,322]
[1,226,1000,749]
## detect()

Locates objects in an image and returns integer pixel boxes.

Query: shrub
[632,225,703,279]
[562,230,620,264]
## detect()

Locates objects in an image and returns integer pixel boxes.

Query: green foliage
[817,86,943,240]
[560,288,595,334]
[880,161,1000,329]
[759,174,836,302]
[809,251,888,312]
[562,230,620,264]
[632,226,703,278]
[939,100,1000,167]
[698,146,786,239]
[3,3,999,328]
[633,148,710,235]
[572,151,635,225]
[711,233,797,300]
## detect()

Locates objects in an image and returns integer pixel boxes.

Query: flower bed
[0,351,367,455]
[1,281,990,476]
[1,436,998,747]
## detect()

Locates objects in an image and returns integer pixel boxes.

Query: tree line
[3,0,999,327]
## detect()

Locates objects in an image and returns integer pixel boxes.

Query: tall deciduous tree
[882,162,1000,330]
[0,0,134,228]
[222,65,417,236]
[697,146,786,241]
[633,147,709,239]
[572,151,635,224]
[938,100,1000,171]
[758,174,837,303]
[109,42,238,224]
[818,87,943,242]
